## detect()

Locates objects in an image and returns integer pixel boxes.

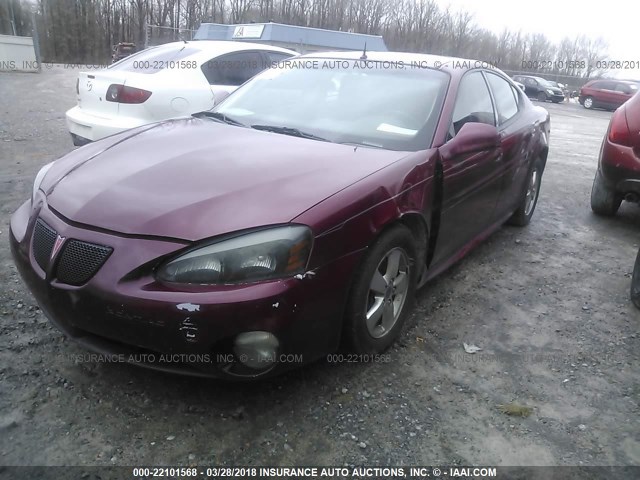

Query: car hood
[44,118,410,241]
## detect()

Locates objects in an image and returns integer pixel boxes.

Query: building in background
[193,22,387,54]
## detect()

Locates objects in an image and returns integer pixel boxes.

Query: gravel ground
[0,66,638,469]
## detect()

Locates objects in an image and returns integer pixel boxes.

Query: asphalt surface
[0,66,638,470]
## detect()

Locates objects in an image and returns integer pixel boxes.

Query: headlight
[546,89,553,95]
[32,162,54,205]
[156,225,312,284]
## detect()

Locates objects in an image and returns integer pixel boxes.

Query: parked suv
[579,79,638,110]
[590,87,640,215]
[512,75,565,103]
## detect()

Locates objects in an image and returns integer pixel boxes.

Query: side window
[590,81,603,89]
[485,73,519,125]
[614,83,631,94]
[201,51,267,86]
[600,81,616,91]
[450,71,495,138]
[525,78,537,86]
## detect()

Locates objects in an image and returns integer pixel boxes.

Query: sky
[439,0,640,79]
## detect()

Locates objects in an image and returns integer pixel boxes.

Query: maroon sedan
[10,52,550,379]
[591,89,640,215]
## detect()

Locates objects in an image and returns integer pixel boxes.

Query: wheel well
[337,215,428,348]
[538,146,549,171]
[398,213,429,279]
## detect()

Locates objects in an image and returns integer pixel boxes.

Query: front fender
[295,149,438,270]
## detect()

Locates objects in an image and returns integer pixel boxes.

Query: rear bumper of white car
[66,106,147,145]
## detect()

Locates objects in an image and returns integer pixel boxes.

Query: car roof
[127,40,298,66]
[514,74,537,79]
[297,50,508,78]
[106,40,298,75]
[165,40,295,55]
[588,78,636,85]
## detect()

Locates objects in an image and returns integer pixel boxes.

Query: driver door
[430,71,503,267]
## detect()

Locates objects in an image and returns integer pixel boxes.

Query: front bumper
[66,106,147,143]
[10,200,358,379]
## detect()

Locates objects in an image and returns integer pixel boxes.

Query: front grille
[32,219,57,271]
[56,240,113,286]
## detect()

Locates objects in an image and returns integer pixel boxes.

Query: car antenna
[360,42,367,61]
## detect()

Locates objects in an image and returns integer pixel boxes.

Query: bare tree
[3,0,609,79]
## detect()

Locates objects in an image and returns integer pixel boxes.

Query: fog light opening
[233,331,280,371]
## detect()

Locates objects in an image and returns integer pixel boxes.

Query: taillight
[106,84,152,104]
[609,107,632,146]
[76,78,79,95]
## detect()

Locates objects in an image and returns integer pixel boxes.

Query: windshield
[213,58,450,151]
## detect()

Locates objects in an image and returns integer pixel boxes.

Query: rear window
[201,51,268,86]
[109,45,200,74]
[265,51,294,65]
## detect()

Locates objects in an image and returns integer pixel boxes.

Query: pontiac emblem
[51,235,66,260]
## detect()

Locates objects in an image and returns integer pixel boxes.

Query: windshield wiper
[251,124,329,142]
[338,141,385,149]
[197,111,246,127]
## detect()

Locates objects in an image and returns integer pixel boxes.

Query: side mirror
[214,91,230,105]
[439,122,500,160]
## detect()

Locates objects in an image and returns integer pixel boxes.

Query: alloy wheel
[524,167,540,217]
[365,248,410,338]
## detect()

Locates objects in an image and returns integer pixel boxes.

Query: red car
[579,79,638,110]
[10,52,550,379]
[591,90,640,215]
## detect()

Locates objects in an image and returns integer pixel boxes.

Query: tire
[583,96,594,109]
[343,225,417,354]
[537,91,547,102]
[552,99,562,103]
[508,160,543,226]
[590,168,621,216]
[631,249,640,309]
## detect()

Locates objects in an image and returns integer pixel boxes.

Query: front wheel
[583,96,594,109]
[631,249,640,309]
[537,92,547,102]
[590,168,621,216]
[507,161,543,226]
[343,225,417,354]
